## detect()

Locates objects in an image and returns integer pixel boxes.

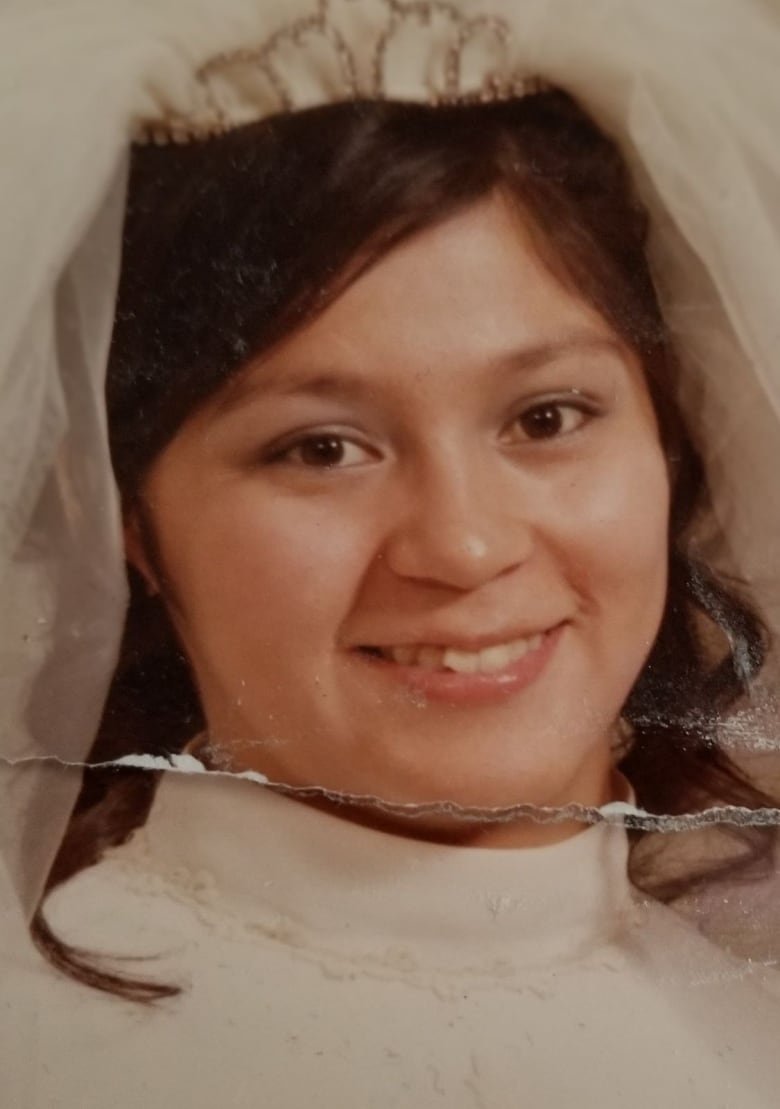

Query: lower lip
[355,625,564,706]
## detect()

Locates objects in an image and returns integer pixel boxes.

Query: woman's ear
[124,510,161,597]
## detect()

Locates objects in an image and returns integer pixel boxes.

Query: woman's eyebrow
[496,333,626,375]
[212,367,378,418]
[214,331,624,416]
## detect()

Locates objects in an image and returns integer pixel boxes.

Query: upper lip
[353,623,563,652]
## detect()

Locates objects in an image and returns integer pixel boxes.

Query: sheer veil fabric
[1,0,780,925]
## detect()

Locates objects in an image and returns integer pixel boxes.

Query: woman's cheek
[182,487,375,645]
[550,447,669,620]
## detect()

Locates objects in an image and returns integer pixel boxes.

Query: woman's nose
[381,457,534,591]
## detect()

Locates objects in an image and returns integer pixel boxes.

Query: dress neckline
[126,769,639,974]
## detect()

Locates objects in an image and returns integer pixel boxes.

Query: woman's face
[131,193,670,837]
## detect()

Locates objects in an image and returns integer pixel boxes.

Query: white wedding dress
[2,769,778,1108]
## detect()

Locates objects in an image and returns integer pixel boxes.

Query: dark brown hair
[32,89,776,1001]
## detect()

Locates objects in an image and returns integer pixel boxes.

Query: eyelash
[504,397,600,445]
[264,433,374,470]
[263,397,600,471]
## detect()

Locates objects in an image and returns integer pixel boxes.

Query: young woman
[2,1,779,1106]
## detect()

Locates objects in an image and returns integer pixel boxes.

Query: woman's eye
[512,401,591,442]
[271,433,373,469]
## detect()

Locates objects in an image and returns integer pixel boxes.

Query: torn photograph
[1,0,779,1105]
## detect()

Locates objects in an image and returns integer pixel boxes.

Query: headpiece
[140,0,530,143]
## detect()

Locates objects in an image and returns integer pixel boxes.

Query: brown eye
[297,435,347,467]
[519,404,565,439]
[514,403,589,442]
[271,433,375,469]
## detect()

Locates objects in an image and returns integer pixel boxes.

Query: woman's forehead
[209,195,637,414]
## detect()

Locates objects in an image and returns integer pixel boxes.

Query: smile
[365,634,545,674]
[355,626,563,706]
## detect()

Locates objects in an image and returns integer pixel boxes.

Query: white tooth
[506,638,531,663]
[388,633,544,672]
[442,648,481,674]
[416,646,445,670]
[478,644,514,673]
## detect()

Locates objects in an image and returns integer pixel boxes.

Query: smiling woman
[3,1,780,1106]
[128,187,669,822]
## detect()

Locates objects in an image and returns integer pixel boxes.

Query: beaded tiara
[138,0,533,144]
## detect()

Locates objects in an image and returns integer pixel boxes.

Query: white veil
[2,0,780,921]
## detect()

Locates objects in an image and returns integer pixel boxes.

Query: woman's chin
[201,715,616,824]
